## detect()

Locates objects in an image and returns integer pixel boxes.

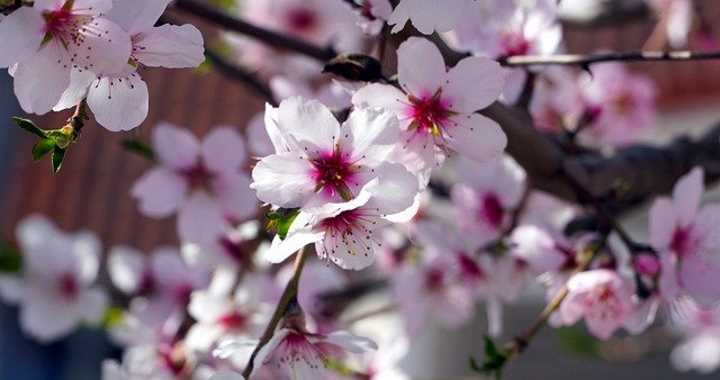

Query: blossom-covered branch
[501,50,720,67]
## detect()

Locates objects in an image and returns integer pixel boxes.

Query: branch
[242,249,309,378]
[204,49,277,106]
[501,50,720,67]
[173,0,337,62]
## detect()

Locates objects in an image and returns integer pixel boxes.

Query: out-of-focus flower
[671,300,720,373]
[650,167,720,306]
[132,123,257,267]
[649,0,693,48]
[579,63,657,147]
[388,0,475,35]
[0,215,107,343]
[529,67,586,134]
[353,0,393,35]
[353,37,507,184]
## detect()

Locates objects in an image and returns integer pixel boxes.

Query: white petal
[250,153,316,208]
[108,246,146,294]
[53,69,95,111]
[209,371,245,380]
[0,6,44,68]
[368,162,419,215]
[342,107,400,161]
[150,248,190,289]
[277,97,340,153]
[323,331,378,353]
[77,17,132,75]
[443,56,506,113]
[351,83,407,115]
[134,24,205,68]
[201,127,246,173]
[20,285,79,343]
[397,37,447,97]
[178,192,231,248]
[213,172,258,221]
[87,73,149,131]
[447,114,507,162]
[649,198,676,250]
[131,167,188,217]
[152,122,201,169]
[13,43,70,114]
[78,288,109,324]
[673,167,704,226]
[105,0,173,34]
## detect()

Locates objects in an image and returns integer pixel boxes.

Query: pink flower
[579,63,657,147]
[108,246,210,330]
[251,97,406,211]
[353,37,507,184]
[0,0,131,114]
[559,269,646,340]
[388,0,476,35]
[0,215,107,343]
[132,123,257,267]
[267,163,419,270]
[53,0,205,131]
[650,167,720,306]
[530,67,586,134]
[217,326,377,380]
[450,156,526,246]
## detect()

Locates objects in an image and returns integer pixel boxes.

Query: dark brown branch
[173,0,337,62]
[501,50,720,67]
[204,49,277,106]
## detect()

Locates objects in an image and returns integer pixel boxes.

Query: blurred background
[2,1,720,379]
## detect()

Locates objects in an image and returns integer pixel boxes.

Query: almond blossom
[267,163,419,270]
[108,246,210,329]
[0,0,131,114]
[558,269,650,340]
[450,155,526,246]
[132,123,258,262]
[352,37,507,183]
[650,167,720,306]
[579,63,657,147]
[353,0,393,35]
[0,215,107,343]
[251,97,406,211]
[388,0,476,35]
[217,320,377,380]
[671,301,720,373]
[53,0,205,131]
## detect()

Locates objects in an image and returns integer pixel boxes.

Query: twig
[204,49,277,106]
[242,249,310,378]
[341,303,396,325]
[173,0,336,62]
[501,50,720,67]
[504,237,607,359]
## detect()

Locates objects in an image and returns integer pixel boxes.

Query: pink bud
[633,254,661,276]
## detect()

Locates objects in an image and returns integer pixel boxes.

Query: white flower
[251,97,406,211]
[53,0,205,131]
[0,0,132,114]
[353,37,507,184]
[267,163,419,270]
[132,123,257,268]
[1,215,107,343]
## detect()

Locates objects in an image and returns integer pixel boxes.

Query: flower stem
[242,248,309,378]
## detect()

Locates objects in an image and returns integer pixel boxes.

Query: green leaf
[51,146,66,173]
[12,117,47,138]
[121,139,156,161]
[266,208,300,240]
[102,307,125,329]
[32,139,56,161]
[0,241,22,273]
[469,336,509,380]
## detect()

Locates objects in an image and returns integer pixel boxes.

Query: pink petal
[397,37,447,97]
[443,56,506,113]
[131,167,188,217]
[447,114,507,162]
[0,6,44,68]
[152,122,201,170]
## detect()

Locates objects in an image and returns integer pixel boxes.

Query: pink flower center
[137,270,156,295]
[501,32,531,56]
[671,226,695,257]
[479,193,504,228]
[43,8,73,35]
[159,345,185,376]
[219,236,245,264]
[218,311,247,330]
[173,284,194,306]
[310,149,357,201]
[179,163,215,192]
[407,92,453,137]
[286,7,318,33]
[457,253,484,280]
[361,2,376,20]
[424,267,445,291]
[58,273,78,300]
[586,284,626,320]
[614,92,636,116]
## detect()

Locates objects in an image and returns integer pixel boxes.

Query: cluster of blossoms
[0,0,205,131]
[2,0,720,379]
